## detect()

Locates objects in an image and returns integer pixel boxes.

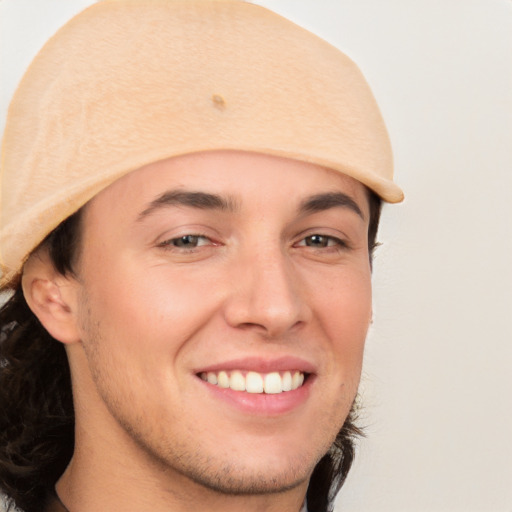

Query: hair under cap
[0,0,403,286]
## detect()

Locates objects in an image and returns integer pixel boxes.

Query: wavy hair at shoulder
[0,210,81,512]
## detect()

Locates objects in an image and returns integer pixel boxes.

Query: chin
[180,456,314,496]
[164,429,332,497]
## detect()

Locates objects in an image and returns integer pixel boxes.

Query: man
[0,1,403,511]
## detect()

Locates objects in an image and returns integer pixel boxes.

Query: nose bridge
[224,240,308,336]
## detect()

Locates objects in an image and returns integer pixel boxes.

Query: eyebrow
[137,189,363,221]
[298,192,364,219]
[137,190,239,220]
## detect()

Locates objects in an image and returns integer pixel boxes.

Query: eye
[297,234,347,249]
[160,234,211,249]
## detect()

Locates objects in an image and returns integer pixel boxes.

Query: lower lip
[197,375,314,416]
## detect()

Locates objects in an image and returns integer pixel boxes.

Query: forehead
[84,150,369,220]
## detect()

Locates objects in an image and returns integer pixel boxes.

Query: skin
[24,150,372,512]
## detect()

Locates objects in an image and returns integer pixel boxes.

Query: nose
[222,248,311,338]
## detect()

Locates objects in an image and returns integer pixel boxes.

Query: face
[67,150,372,496]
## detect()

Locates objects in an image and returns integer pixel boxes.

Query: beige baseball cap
[0,0,403,287]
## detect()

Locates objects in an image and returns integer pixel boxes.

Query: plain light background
[1,1,511,511]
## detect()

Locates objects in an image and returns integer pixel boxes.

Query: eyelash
[158,234,212,250]
[294,234,349,250]
[158,233,349,252]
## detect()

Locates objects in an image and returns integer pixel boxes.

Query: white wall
[1,1,511,511]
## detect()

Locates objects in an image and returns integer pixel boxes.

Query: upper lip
[194,356,317,375]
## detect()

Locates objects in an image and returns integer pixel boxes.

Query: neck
[46,490,70,512]
[55,426,308,512]
[57,463,307,512]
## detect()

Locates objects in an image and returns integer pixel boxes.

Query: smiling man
[0,1,403,512]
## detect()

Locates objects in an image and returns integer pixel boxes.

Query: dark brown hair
[0,192,381,512]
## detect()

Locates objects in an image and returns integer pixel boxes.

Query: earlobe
[21,252,81,345]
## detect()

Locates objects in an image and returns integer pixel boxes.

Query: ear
[21,249,81,345]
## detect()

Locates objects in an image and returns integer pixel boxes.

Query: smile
[199,370,306,394]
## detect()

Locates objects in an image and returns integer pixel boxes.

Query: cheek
[80,258,221,361]
[311,267,372,370]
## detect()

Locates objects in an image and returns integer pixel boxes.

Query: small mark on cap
[211,94,226,110]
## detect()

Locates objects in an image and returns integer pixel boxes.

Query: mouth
[199,370,307,395]
[194,357,316,414]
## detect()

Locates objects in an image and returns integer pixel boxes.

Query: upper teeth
[200,370,305,394]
